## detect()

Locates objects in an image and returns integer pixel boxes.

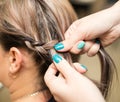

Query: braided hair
[0,0,116,99]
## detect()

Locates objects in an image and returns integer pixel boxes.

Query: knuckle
[87,49,98,57]
[67,20,80,35]
[87,52,96,57]
[70,49,81,54]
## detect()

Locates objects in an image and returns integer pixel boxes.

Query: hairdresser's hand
[44,54,105,102]
[54,1,120,56]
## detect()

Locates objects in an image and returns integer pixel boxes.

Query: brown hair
[0,0,115,99]
[0,0,77,92]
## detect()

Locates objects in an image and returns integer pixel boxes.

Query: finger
[70,41,85,54]
[44,63,66,94]
[52,54,76,79]
[58,73,65,79]
[56,62,88,78]
[54,38,79,52]
[54,21,85,52]
[44,64,58,86]
[73,63,87,74]
[80,41,94,54]
[87,41,100,57]
[70,41,93,54]
[57,62,88,78]
[64,20,80,39]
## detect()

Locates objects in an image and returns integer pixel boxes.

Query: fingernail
[80,64,87,70]
[54,42,64,50]
[52,54,62,63]
[77,41,85,49]
[95,39,100,44]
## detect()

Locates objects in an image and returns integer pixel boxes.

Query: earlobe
[9,47,23,74]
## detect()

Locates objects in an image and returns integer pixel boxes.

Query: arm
[54,1,120,56]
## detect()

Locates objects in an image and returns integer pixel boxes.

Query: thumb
[44,63,66,94]
[44,64,58,86]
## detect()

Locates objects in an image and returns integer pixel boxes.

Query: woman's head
[0,0,77,88]
[0,0,115,99]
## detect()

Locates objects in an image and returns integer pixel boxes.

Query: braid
[25,40,58,55]
[0,0,116,99]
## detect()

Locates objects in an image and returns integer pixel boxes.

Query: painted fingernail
[95,39,100,44]
[54,42,64,50]
[80,64,87,71]
[77,41,85,49]
[52,54,62,63]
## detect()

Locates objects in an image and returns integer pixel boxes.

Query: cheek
[0,65,9,84]
[0,50,10,83]
[0,68,4,82]
[0,65,5,80]
[0,59,9,83]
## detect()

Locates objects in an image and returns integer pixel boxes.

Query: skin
[44,1,120,102]
[0,45,51,102]
[0,0,103,102]
[56,0,120,56]
[44,55,105,102]
[0,45,87,102]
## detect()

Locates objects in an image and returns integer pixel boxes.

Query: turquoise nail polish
[52,54,62,63]
[95,40,100,44]
[77,41,85,49]
[54,43,64,50]
[81,64,87,70]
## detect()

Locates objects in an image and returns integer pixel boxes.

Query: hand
[54,1,120,56]
[44,54,105,102]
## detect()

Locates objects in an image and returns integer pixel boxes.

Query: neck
[14,89,52,102]
[8,70,51,102]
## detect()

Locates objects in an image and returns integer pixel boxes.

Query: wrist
[109,1,120,26]
[110,1,120,38]
[111,0,120,13]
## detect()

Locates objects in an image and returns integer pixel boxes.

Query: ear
[9,47,23,74]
